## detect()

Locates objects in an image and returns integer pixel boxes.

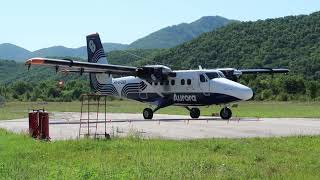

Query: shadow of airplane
[49,117,262,125]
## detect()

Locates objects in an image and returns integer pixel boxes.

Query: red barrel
[28,111,39,138]
[39,111,50,140]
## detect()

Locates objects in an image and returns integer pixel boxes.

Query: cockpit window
[205,72,219,79]
[205,71,226,79]
[200,74,206,82]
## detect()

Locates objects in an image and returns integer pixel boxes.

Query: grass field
[1,100,320,120]
[1,129,320,179]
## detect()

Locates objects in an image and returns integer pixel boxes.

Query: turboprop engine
[137,65,176,82]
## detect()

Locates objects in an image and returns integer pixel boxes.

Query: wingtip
[25,58,45,65]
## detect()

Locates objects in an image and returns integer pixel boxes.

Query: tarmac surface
[1,112,320,140]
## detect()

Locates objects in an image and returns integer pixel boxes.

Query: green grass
[1,100,320,120]
[1,129,320,179]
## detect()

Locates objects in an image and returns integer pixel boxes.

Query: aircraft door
[199,74,210,96]
[138,80,149,100]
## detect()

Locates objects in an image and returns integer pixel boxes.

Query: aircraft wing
[26,57,139,76]
[217,68,289,81]
[239,68,289,74]
[26,57,173,81]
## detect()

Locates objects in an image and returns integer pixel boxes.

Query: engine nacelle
[218,68,242,81]
[137,65,173,82]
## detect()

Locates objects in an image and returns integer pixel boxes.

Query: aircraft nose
[239,86,253,100]
[212,78,253,101]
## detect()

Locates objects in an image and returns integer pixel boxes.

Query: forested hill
[0,16,232,62]
[129,16,233,49]
[1,12,320,102]
[0,43,31,61]
[32,43,129,59]
[0,43,128,62]
[149,12,320,80]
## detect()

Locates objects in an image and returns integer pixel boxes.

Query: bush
[260,89,273,100]
[61,90,73,102]
[0,95,6,107]
[276,93,288,101]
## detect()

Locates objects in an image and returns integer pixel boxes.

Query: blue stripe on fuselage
[125,92,240,106]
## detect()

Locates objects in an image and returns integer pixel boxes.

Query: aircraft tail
[86,33,112,92]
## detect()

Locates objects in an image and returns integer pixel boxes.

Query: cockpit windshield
[218,71,226,78]
[205,71,225,79]
[205,72,219,79]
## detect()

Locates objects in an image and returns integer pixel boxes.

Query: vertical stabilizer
[86,33,112,92]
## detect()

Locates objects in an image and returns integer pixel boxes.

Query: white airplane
[26,33,289,120]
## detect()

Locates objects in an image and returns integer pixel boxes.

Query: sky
[0,0,319,51]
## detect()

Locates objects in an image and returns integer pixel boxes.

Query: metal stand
[79,94,109,139]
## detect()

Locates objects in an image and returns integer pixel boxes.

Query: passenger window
[181,79,185,85]
[160,81,164,85]
[154,82,158,86]
[200,74,206,82]
[187,79,191,85]
[165,80,169,85]
[171,79,175,85]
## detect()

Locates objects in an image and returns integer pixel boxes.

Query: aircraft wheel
[143,108,153,119]
[190,108,200,119]
[220,107,232,120]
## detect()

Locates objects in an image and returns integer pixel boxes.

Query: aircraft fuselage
[95,69,253,108]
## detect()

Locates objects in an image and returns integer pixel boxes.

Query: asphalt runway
[1,112,320,140]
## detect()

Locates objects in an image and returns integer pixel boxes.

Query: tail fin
[86,33,108,64]
[86,33,111,92]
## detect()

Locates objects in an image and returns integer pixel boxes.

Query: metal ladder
[79,94,108,138]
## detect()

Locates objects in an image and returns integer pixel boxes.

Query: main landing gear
[143,108,154,119]
[143,106,163,119]
[187,106,232,120]
[185,107,200,119]
[189,108,200,119]
[143,106,232,120]
[143,106,201,120]
[220,106,232,120]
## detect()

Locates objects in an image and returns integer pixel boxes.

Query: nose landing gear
[220,107,232,120]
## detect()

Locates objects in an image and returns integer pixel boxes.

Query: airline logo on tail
[89,40,96,53]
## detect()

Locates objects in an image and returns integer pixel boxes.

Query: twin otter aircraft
[26,33,289,120]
